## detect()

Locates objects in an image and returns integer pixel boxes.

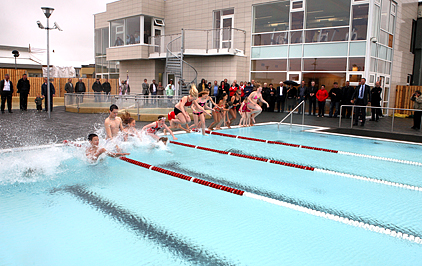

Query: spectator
[296,80,307,114]
[229,82,238,97]
[262,83,269,112]
[0,73,13,113]
[165,80,175,107]
[370,81,383,122]
[92,78,102,102]
[211,80,219,97]
[142,78,149,96]
[65,78,74,105]
[197,78,208,93]
[328,82,342,118]
[17,73,30,111]
[239,81,245,98]
[307,81,318,116]
[223,78,230,95]
[276,81,287,113]
[351,78,371,126]
[286,84,297,112]
[217,81,226,101]
[114,37,123,46]
[268,83,276,112]
[243,82,254,99]
[340,81,354,119]
[35,94,43,112]
[150,79,157,102]
[75,78,86,103]
[102,78,111,101]
[157,81,164,97]
[316,85,328,117]
[41,77,55,112]
[411,90,422,130]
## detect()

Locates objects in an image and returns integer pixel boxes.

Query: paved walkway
[0,106,420,149]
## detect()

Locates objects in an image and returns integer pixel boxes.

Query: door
[152,27,163,53]
[220,14,233,49]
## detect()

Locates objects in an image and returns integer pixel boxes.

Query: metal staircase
[165,30,198,95]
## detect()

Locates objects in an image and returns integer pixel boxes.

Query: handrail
[340,104,421,132]
[277,100,305,129]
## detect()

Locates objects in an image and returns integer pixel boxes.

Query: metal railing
[149,28,246,56]
[65,93,216,120]
[277,100,306,129]
[340,105,422,132]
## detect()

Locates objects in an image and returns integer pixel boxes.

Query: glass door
[220,14,233,49]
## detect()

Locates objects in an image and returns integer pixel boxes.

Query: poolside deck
[0,106,421,149]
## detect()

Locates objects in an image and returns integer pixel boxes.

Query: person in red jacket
[229,82,238,97]
[316,85,329,117]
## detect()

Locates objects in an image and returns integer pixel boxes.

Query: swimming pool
[1,124,421,265]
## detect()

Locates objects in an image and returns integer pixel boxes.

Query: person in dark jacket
[197,78,208,93]
[340,81,355,119]
[92,78,102,102]
[41,77,55,112]
[75,78,86,103]
[296,80,307,114]
[276,81,287,113]
[351,78,371,126]
[307,81,318,116]
[328,82,342,118]
[217,81,226,101]
[268,83,277,112]
[243,82,254,99]
[370,81,383,121]
[102,78,111,101]
[0,73,13,113]
[262,83,270,112]
[17,74,30,111]
[286,85,297,112]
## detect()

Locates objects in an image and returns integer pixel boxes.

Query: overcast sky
[2,0,113,67]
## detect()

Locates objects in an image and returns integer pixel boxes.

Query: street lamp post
[38,7,62,119]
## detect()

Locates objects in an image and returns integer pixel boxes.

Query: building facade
[94,0,418,108]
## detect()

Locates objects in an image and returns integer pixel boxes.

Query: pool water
[1,124,421,265]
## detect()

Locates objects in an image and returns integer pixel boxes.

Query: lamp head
[12,50,20,58]
[37,20,45,29]
[41,7,54,18]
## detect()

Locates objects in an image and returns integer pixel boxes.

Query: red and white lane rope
[204,130,422,166]
[119,156,422,244]
[170,141,422,192]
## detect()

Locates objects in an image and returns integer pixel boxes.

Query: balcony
[148,28,246,58]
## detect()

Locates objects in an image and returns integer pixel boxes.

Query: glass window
[302,72,346,88]
[290,31,303,44]
[306,0,351,29]
[379,30,388,46]
[95,29,102,56]
[222,8,234,15]
[370,58,376,72]
[111,19,124,47]
[377,60,385,73]
[380,0,390,31]
[351,4,369,41]
[125,16,140,45]
[102,28,109,54]
[305,27,349,43]
[95,57,102,74]
[349,74,362,83]
[304,43,348,57]
[372,5,380,40]
[349,41,366,56]
[251,72,287,85]
[292,1,303,9]
[303,58,347,71]
[144,16,152,44]
[253,32,288,46]
[291,12,304,30]
[252,59,287,71]
[289,59,301,71]
[388,14,395,34]
[289,45,302,58]
[253,1,290,33]
[349,57,365,71]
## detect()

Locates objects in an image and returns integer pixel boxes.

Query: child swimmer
[86,133,130,162]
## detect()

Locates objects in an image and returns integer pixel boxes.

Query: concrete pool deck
[0,106,421,149]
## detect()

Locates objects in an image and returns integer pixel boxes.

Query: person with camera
[411,90,422,130]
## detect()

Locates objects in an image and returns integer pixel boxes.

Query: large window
[95,28,109,55]
[125,16,140,45]
[303,58,347,71]
[251,72,287,85]
[111,19,125,47]
[253,1,290,33]
[252,59,287,71]
[306,0,351,29]
[351,4,369,41]
[144,16,152,44]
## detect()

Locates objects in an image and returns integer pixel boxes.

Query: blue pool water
[1,124,422,265]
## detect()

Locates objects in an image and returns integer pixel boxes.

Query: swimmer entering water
[105,104,124,139]
[86,133,129,162]
[142,115,177,143]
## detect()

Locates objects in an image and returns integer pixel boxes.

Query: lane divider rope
[204,130,422,166]
[119,156,422,244]
[170,141,422,192]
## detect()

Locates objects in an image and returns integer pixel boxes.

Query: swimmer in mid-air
[247,84,269,125]
[85,133,129,162]
[142,115,177,143]
[171,85,199,132]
